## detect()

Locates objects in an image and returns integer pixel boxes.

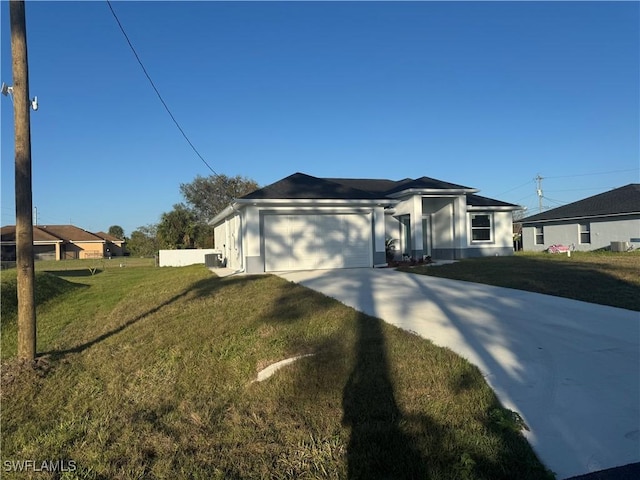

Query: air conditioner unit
[610,241,629,252]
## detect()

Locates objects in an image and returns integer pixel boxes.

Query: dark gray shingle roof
[242,173,384,200]
[521,184,640,223]
[467,194,519,208]
[242,172,483,202]
[385,176,474,194]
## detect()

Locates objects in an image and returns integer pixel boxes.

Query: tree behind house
[157,204,200,249]
[127,225,159,257]
[179,174,259,223]
[108,225,124,240]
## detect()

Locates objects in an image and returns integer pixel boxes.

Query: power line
[496,179,535,196]
[513,193,537,203]
[505,168,636,197]
[543,196,568,206]
[106,1,219,177]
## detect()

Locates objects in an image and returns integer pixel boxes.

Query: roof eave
[211,198,398,225]
[468,205,520,211]
[236,198,397,208]
[521,211,640,224]
[210,202,240,226]
[387,188,479,198]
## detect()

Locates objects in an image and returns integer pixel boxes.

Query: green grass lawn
[1,261,552,480]
[400,251,640,311]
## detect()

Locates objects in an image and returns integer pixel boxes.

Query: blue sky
[2,1,638,236]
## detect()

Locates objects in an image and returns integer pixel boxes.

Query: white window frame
[535,226,544,245]
[470,213,493,243]
[579,223,591,244]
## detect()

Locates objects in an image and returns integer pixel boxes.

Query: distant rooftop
[521,184,640,223]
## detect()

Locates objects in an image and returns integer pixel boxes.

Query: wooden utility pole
[10,0,36,361]
[536,174,544,213]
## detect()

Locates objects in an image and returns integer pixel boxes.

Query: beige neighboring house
[0,225,126,261]
[94,231,127,258]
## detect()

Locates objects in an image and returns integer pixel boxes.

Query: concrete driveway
[277,268,640,480]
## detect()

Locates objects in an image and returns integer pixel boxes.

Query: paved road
[277,268,640,480]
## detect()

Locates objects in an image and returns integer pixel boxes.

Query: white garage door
[264,213,372,272]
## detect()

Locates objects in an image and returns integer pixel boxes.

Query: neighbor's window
[471,213,492,242]
[535,226,544,245]
[579,223,591,244]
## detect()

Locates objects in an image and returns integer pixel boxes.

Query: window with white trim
[535,226,544,245]
[470,213,492,242]
[579,223,591,244]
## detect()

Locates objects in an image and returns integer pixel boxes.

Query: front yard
[399,251,640,311]
[1,261,551,479]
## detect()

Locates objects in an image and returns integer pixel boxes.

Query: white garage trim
[263,212,372,272]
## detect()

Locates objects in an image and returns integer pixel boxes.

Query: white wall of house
[494,211,515,248]
[244,206,260,261]
[215,203,389,273]
[392,195,462,259]
[384,213,402,258]
[212,193,518,271]
[386,195,514,260]
[373,206,387,264]
[466,210,513,252]
[213,213,243,269]
[430,200,455,254]
[522,217,640,252]
[454,195,468,251]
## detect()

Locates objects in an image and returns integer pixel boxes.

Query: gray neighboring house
[521,183,640,252]
[211,172,519,273]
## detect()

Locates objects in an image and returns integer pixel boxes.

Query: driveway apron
[277,268,640,480]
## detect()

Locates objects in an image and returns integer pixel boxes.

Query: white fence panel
[159,249,221,267]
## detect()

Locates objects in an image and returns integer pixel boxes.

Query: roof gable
[94,231,124,242]
[521,184,640,223]
[242,173,385,200]
[1,225,110,244]
[467,193,519,208]
[36,225,104,242]
[385,176,474,195]
[1,225,63,243]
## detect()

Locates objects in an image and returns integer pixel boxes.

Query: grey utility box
[610,241,629,252]
[205,253,223,268]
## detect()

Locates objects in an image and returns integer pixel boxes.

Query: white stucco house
[211,172,520,274]
[521,184,640,252]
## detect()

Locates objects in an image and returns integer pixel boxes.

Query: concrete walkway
[277,268,640,480]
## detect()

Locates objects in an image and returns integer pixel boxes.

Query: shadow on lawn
[404,255,640,311]
[342,313,431,479]
[266,271,556,480]
[45,268,104,277]
[263,277,434,479]
[40,274,259,360]
[340,269,433,479]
